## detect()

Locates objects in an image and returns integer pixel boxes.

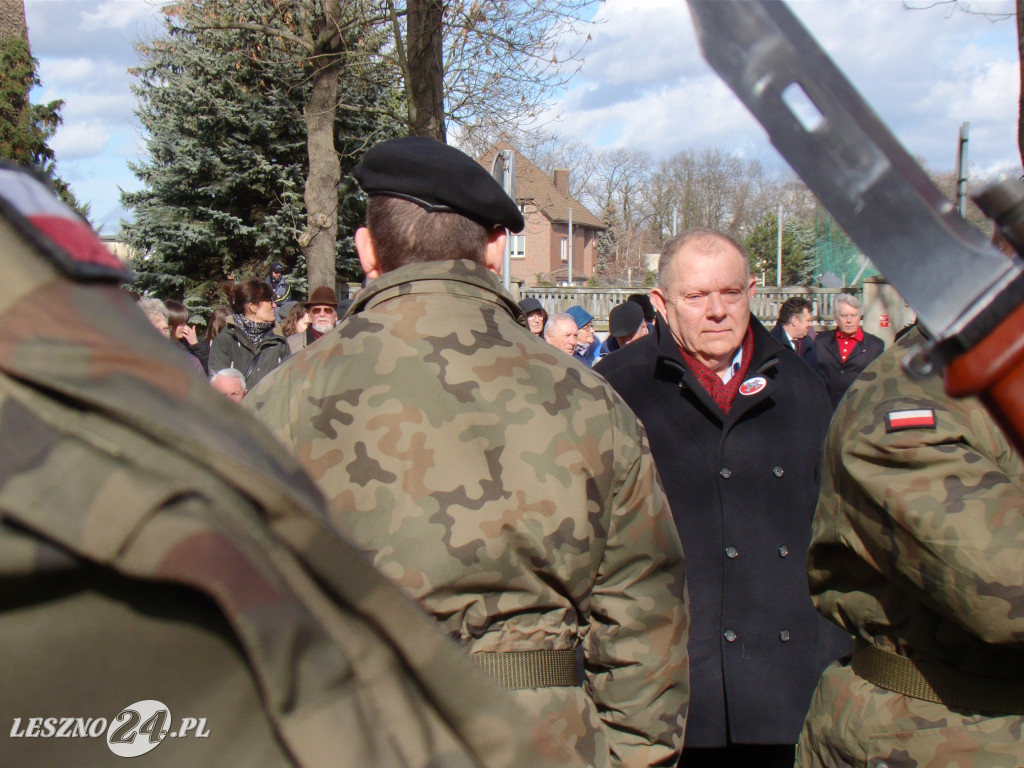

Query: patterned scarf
[233,314,274,347]
[678,327,754,414]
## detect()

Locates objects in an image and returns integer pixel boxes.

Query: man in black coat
[595,228,850,768]
[769,296,822,376]
[814,293,885,408]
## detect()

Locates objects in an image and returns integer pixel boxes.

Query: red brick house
[477,142,606,287]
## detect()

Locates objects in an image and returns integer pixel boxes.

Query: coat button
[778,545,789,557]
[725,546,739,559]
[771,465,784,477]
[719,467,732,479]
[724,630,737,642]
[779,629,791,642]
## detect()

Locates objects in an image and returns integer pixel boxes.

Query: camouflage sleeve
[586,409,689,768]
[821,382,1024,645]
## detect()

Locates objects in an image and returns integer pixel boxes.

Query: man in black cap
[517,297,548,337]
[607,301,649,352]
[266,261,291,319]
[246,136,690,768]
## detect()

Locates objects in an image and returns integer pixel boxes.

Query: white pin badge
[739,376,767,396]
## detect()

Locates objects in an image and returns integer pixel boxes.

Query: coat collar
[349,259,528,329]
[652,313,785,424]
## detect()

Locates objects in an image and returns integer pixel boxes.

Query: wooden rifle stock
[945,301,1024,455]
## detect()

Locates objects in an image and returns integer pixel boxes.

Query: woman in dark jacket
[208,279,289,389]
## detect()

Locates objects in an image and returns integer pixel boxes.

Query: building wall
[509,205,600,286]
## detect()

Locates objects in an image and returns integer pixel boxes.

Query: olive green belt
[852,640,1024,715]
[472,649,579,690]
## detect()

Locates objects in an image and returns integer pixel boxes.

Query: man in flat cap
[246,136,690,768]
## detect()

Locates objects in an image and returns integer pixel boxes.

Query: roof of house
[477,142,606,230]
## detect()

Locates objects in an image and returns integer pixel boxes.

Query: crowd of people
[8,136,1020,768]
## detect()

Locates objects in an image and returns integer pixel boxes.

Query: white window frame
[510,234,526,259]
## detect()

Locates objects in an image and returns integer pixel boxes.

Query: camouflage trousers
[796,660,1024,768]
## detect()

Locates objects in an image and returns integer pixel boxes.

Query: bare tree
[648,148,778,245]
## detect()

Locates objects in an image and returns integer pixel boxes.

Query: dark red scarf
[678,327,754,414]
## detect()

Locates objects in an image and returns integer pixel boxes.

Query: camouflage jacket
[798,327,1024,766]
[808,326,1024,673]
[246,259,690,768]
[0,166,584,768]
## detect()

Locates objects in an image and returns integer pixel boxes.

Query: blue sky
[25,0,1021,235]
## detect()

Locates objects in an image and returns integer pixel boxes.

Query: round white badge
[739,376,767,396]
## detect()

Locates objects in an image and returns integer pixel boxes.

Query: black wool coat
[595,315,851,748]
[814,329,885,408]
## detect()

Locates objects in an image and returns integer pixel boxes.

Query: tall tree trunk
[301,57,341,292]
[406,0,445,140]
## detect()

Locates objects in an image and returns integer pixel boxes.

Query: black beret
[354,137,524,233]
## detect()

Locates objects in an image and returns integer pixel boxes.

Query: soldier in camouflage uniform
[246,137,690,768]
[0,164,587,768]
[797,325,1024,767]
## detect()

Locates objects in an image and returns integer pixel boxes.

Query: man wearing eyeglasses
[286,286,338,353]
[595,227,850,768]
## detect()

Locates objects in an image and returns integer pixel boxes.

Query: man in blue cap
[565,305,599,366]
[247,136,690,768]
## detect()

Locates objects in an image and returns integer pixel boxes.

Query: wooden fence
[518,286,854,329]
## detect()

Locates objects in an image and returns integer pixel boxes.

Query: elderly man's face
[577,320,595,346]
[836,302,862,335]
[212,375,246,403]
[652,236,755,374]
[309,304,337,333]
[786,308,813,340]
[526,310,546,335]
[545,318,578,354]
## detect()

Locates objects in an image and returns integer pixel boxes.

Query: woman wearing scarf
[208,278,290,390]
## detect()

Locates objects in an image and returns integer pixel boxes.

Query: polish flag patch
[885,409,936,432]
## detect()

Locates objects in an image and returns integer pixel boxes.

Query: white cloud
[80,0,166,31]
[51,120,113,159]
[545,0,1020,176]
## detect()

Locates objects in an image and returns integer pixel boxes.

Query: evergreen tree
[0,35,89,218]
[744,211,815,286]
[123,3,400,311]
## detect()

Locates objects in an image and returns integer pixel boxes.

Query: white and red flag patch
[0,164,127,279]
[885,408,937,432]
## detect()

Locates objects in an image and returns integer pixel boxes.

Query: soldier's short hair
[366,196,490,273]
[778,296,812,327]
[834,293,862,318]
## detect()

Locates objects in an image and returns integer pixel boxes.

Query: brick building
[478,142,605,287]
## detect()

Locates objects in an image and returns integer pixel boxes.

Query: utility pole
[567,205,573,286]
[776,202,783,286]
[490,150,516,291]
[955,121,969,218]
